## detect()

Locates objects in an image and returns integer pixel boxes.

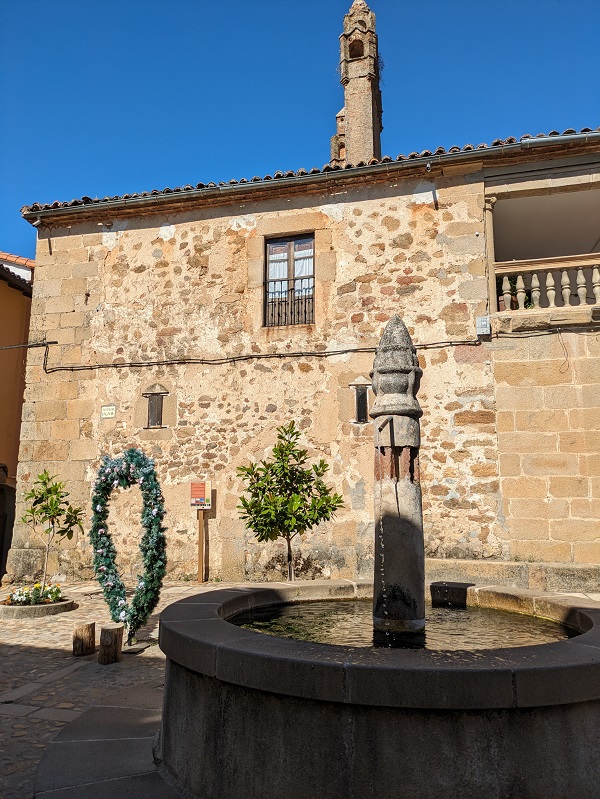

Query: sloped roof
[0,251,35,269]
[21,127,600,218]
[0,263,33,296]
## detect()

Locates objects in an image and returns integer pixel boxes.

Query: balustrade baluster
[502,276,512,311]
[593,267,600,305]
[516,275,526,310]
[561,271,571,306]
[531,273,541,308]
[546,272,556,307]
[577,269,587,305]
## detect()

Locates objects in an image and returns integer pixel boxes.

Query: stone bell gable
[331,0,383,167]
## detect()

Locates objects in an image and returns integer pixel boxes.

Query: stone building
[5,1,600,588]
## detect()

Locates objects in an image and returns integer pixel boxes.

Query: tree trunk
[98,623,124,665]
[286,535,294,581]
[41,539,50,596]
[73,623,96,656]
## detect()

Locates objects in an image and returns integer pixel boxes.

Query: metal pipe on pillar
[370,315,425,637]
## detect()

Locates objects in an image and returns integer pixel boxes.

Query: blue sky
[1,0,599,259]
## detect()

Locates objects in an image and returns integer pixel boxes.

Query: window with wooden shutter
[142,384,169,428]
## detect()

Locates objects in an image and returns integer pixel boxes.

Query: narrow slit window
[355,386,369,423]
[147,394,163,428]
[349,377,371,423]
[143,384,169,428]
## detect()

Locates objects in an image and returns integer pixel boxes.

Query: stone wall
[8,157,600,584]
[8,171,501,582]
[493,320,600,565]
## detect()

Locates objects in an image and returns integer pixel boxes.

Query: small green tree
[237,422,343,581]
[21,471,84,595]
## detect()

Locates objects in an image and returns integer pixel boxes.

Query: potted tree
[238,422,343,581]
[1,471,83,617]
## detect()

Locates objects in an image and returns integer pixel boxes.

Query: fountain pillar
[370,315,425,634]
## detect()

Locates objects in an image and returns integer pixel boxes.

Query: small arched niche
[349,39,364,59]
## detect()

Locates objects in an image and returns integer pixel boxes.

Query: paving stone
[55,705,160,741]
[28,709,83,723]
[34,738,157,792]
[0,703,38,717]
[34,770,182,798]
[0,682,44,702]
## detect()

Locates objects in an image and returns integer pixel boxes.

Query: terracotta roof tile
[20,127,600,217]
[0,263,33,295]
[0,251,35,268]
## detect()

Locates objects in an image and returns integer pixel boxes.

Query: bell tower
[330,0,383,167]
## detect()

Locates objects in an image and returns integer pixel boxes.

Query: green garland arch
[89,448,167,643]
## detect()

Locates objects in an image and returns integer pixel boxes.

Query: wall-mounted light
[31,218,42,228]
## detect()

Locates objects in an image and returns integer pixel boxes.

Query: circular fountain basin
[157,580,600,799]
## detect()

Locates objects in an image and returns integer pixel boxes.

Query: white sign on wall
[100,405,116,419]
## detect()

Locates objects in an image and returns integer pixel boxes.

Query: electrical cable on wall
[0,338,482,374]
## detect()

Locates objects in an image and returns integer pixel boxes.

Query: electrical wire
[26,338,482,374]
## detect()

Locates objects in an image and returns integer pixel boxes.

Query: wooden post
[73,622,95,656]
[98,623,124,665]
[197,509,205,583]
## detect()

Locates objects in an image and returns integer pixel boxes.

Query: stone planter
[0,598,75,619]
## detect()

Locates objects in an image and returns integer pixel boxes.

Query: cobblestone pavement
[3,582,600,798]
[0,581,231,799]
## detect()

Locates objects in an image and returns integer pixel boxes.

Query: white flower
[119,610,126,620]
[96,505,102,511]
[138,581,145,589]
[118,599,126,607]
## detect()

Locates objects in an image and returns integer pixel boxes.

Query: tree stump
[73,622,95,656]
[98,623,124,665]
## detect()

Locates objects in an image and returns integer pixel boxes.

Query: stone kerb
[159,580,600,711]
[0,598,75,619]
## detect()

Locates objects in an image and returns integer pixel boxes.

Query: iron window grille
[264,235,315,327]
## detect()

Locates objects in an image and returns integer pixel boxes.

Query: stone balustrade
[495,253,600,312]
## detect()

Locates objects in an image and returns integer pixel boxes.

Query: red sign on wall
[191,481,212,510]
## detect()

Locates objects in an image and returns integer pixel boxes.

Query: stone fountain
[156,317,600,799]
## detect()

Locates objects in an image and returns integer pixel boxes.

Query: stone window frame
[264,234,315,328]
[349,376,372,424]
[246,212,336,333]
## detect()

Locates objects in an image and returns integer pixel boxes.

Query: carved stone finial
[350,0,370,10]
[370,315,422,421]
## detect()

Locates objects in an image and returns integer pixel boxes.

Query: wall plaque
[101,405,116,419]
